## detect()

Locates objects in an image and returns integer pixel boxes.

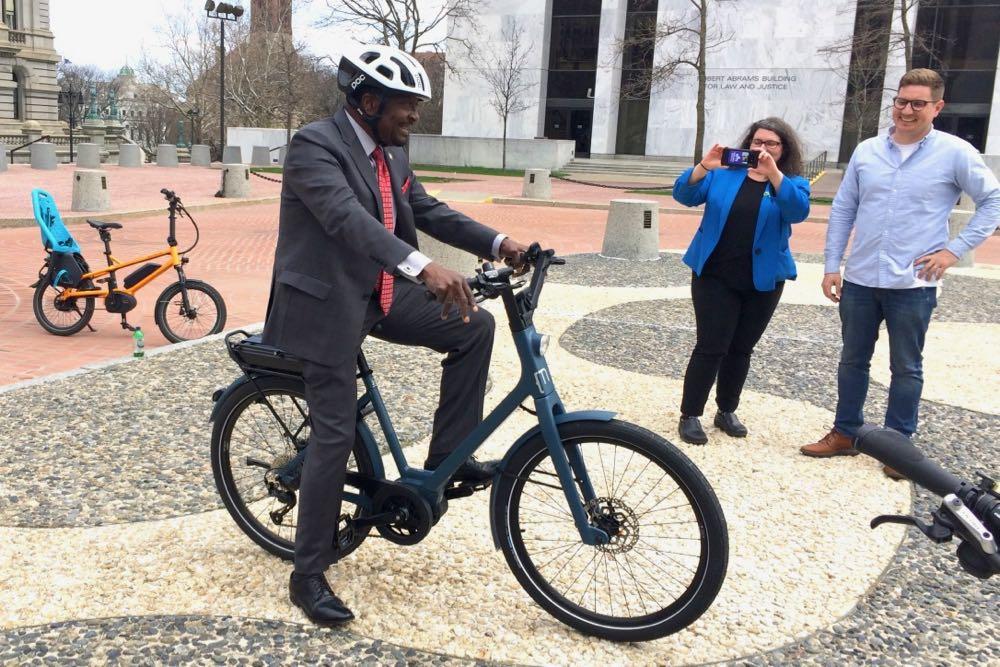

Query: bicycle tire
[154,279,227,343]
[32,280,95,336]
[211,374,376,561]
[491,419,728,642]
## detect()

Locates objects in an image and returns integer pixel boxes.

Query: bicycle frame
[349,257,612,547]
[61,245,182,300]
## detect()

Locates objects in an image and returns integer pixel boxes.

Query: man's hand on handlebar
[498,238,531,276]
[420,262,478,323]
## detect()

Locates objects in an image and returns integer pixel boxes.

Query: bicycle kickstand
[119,315,136,332]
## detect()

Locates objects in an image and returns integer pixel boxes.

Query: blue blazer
[673,167,811,291]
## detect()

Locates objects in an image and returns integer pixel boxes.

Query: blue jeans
[834,281,937,438]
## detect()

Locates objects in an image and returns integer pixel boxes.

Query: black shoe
[424,454,499,482]
[678,416,708,445]
[289,572,355,627]
[714,411,748,438]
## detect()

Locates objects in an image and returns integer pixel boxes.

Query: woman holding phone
[671,118,810,444]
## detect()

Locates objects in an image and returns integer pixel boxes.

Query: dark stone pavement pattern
[1,252,996,664]
[559,256,999,666]
[0,616,490,666]
[0,335,444,528]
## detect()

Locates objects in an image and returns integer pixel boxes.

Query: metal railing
[8,135,51,162]
[804,150,828,182]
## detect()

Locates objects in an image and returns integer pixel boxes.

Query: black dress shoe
[424,454,499,482]
[678,416,708,445]
[289,572,355,627]
[714,411,748,438]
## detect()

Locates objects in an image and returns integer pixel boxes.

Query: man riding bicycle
[262,44,528,626]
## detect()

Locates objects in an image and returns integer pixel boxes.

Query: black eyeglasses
[751,138,782,148]
[893,97,938,111]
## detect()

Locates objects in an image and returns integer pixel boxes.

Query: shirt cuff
[397,251,432,282]
[824,257,843,274]
[491,234,507,260]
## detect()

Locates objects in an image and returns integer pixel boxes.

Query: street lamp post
[186,107,201,148]
[204,1,244,161]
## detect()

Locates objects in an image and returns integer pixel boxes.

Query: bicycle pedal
[444,479,492,499]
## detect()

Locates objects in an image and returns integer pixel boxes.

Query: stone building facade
[0,0,62,140]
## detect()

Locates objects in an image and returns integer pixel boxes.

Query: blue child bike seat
[31,188,81,254]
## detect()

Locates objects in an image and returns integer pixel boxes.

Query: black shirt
[702,176,768,288]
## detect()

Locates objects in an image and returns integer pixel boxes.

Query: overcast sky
[50,0,448,74]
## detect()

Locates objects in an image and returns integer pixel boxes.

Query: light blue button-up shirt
[825,129,1000,288]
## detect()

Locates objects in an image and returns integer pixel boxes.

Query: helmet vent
[376,65,394,80]
[390,57,416,87]
[361,51,380,64]
[417,73,426,90]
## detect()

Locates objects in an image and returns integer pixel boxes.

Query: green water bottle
[133,326,145,359]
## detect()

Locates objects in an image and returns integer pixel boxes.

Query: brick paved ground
[1,177,997,386]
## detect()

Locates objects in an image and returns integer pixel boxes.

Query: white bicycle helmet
[337,44,432,103]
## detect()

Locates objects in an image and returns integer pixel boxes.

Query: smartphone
[721,148,759,169]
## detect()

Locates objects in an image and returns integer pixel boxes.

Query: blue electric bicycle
[209,244,728,641]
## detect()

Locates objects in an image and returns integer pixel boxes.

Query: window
[12,70,22,120]
[2,0,16,29]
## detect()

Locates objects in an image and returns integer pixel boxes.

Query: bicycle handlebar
[855,425,963,497]
[855,425,999,580]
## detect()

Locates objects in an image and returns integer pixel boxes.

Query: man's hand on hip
[420,262,478,323]
[822,272,843,303]
[915,249,959,281]
[498,238,531,275]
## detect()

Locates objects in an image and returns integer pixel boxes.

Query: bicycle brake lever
[871,513,954,543]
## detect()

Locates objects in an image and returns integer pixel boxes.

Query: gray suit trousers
[295,279,496,574]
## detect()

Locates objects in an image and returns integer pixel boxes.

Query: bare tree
[820,0,938,155]
[467,21,536,170]
[315,0,482,57]
[617,0,734,163]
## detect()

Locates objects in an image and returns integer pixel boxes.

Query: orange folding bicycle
[30,188,227,343]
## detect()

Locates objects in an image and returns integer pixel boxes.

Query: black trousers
[295,279,495,574]
[680,273,783,417]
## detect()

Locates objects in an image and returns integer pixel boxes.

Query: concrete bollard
[522,168,552,199]
[71,169,111,212]
[76,143,101,169]
[190,144,211,167]
[220,163,251,198]
[30,142,58,170]
[251,145,272,166]
[601,199,660,261]
[277,146,287,166]
[948,194,975,268]
[118,144,143,168]
[416,230,480,275]
[222,145,243,164]
[0,145,7,172]
[156,144,179,167]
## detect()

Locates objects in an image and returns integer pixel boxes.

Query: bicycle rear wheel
[492,419,728,642]
[154,279,227,343]
[211,374,375,561]
[32,280,95,336]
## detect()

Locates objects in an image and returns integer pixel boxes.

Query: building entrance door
[545,106,594,157]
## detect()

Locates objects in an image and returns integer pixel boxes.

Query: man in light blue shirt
[801,69,1000,476]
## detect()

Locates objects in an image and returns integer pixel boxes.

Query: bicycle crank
[372,483,435,546]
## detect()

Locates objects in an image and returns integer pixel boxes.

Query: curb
[0,322,265,396]
[0,198,281,229]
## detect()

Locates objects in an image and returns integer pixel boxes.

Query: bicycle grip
[855,425,963,497]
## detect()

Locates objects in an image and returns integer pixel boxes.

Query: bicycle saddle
[87,219,123,231]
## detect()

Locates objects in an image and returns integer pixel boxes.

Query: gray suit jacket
[262,109,500,366]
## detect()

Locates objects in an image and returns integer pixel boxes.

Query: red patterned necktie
[372,146,395,315]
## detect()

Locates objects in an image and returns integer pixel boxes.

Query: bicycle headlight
[535,333,550,356]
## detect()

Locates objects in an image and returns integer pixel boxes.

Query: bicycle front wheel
[154,279,227,343]
[492,419,728,642]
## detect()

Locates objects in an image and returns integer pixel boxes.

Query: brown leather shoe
[800,429,857,457]
[883,465,906,480]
